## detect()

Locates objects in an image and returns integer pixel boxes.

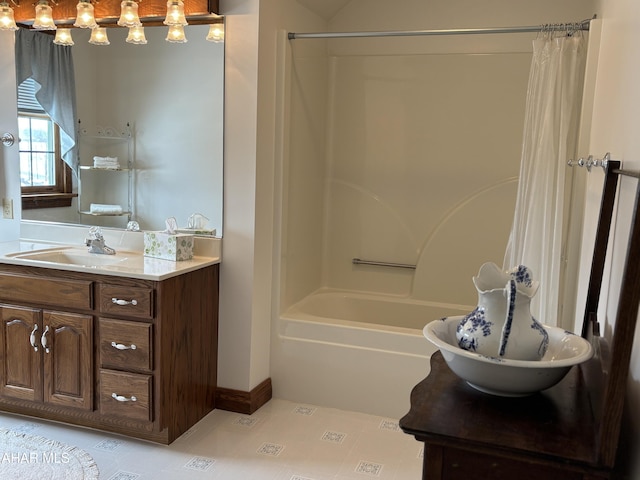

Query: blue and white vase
[456,262,549,361]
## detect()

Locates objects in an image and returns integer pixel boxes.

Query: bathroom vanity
[0,241,220,444]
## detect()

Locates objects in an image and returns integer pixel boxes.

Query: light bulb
[206,23,224,43]
[126,25,147,44]
[166,24,187,43]
[0,2,19,31]
[89,26,110,45]
[74,0,97,29]
[54,28,75,46]
[118,0,142,28]
[33,0,57,31]
[163,0,187,26]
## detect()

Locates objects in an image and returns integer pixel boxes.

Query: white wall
[217,0,261,392]
[219,0,326,392]
[580,0,640,475]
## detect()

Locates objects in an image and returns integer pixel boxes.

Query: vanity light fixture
[73,0,97,29]
[53,27,74,45]
[89,26,110,45]
[165,23,187,42]
[163,0,187,26]
[33,0,57,30]
[118,0,141,28]
[206,22,224,42]
[0,0,19,31]
[126,25,147,44]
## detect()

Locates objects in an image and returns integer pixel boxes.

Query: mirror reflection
[21,24,224,236]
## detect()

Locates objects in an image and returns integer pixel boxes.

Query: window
[17,78,75,209]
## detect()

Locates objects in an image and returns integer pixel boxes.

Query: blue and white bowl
[424,316,593,397]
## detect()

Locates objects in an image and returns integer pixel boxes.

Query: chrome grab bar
[352,258,416,270]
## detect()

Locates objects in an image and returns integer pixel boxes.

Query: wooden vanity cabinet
[0,262,219,444]
[0,306,93,410]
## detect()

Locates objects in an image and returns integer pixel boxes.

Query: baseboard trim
[215,378,273,414]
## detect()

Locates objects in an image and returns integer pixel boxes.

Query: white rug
[0,428,99,479]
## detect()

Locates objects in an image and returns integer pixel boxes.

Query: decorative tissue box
[143,231,194,261]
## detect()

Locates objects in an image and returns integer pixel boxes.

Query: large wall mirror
[22,24,224,236]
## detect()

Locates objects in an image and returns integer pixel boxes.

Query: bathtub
[272,289,471,419]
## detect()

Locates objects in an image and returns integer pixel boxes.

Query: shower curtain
[503,30,587,327]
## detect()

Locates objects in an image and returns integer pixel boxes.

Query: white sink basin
[6,247,131,268]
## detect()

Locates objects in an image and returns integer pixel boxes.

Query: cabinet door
[42,311,93,411]
[0,305,42,402]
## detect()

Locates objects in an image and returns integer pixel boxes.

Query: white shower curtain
[503,31,587,327]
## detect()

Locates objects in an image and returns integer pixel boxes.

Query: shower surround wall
[326,52,530,305]
[282,46,531,311]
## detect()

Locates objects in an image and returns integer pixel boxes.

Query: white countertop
[0,240,221,281]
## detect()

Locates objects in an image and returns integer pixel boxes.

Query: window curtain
[14,28,77,171]
[503,31,587,327]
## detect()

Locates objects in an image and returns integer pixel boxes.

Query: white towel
[89,203,123,215]
[93,156,121,169]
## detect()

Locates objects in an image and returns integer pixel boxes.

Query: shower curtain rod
[288,18,592,40]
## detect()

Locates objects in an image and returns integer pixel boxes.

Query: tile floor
[0,399,424,479]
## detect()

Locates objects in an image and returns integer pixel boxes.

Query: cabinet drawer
[99,319,153,372]
[99,370,152,422]
[98,285,153,319]
[0,273,92,310]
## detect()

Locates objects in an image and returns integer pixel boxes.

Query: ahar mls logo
[1,451,71,464]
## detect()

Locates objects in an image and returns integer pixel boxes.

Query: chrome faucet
[85,227,116,255]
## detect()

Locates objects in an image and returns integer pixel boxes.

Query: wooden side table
[400,352,608,480]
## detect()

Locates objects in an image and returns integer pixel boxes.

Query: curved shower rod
[288,16,594,40]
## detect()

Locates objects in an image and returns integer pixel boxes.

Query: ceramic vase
[456,262,549,361]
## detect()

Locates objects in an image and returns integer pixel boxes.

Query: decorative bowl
[423,316,593,396]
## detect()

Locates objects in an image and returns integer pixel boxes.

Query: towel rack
[568,152,640,178]
[352,258,416,270]
[568,152,615,171]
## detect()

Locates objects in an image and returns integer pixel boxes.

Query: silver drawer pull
[30,324,39,352]
[112,393,137,402]
[112,298,138,306]
[111,341,137,350]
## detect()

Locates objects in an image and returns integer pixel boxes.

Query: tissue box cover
[143,231,194,261]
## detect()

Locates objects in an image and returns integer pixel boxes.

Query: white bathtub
[273,289,471,418]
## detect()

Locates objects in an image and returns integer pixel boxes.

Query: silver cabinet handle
[29,324,39,352]
[111,341,137,350]
[40,325,50,354]
[112,393,137,402]
[111,298,138,306]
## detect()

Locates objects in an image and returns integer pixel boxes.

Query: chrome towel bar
[567,153,613,171]
[352,258,416,270]
[568,152,639,178]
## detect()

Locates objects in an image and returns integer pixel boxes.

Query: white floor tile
[0,399,422,479]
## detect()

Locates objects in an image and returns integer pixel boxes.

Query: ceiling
[296,0,351,20]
